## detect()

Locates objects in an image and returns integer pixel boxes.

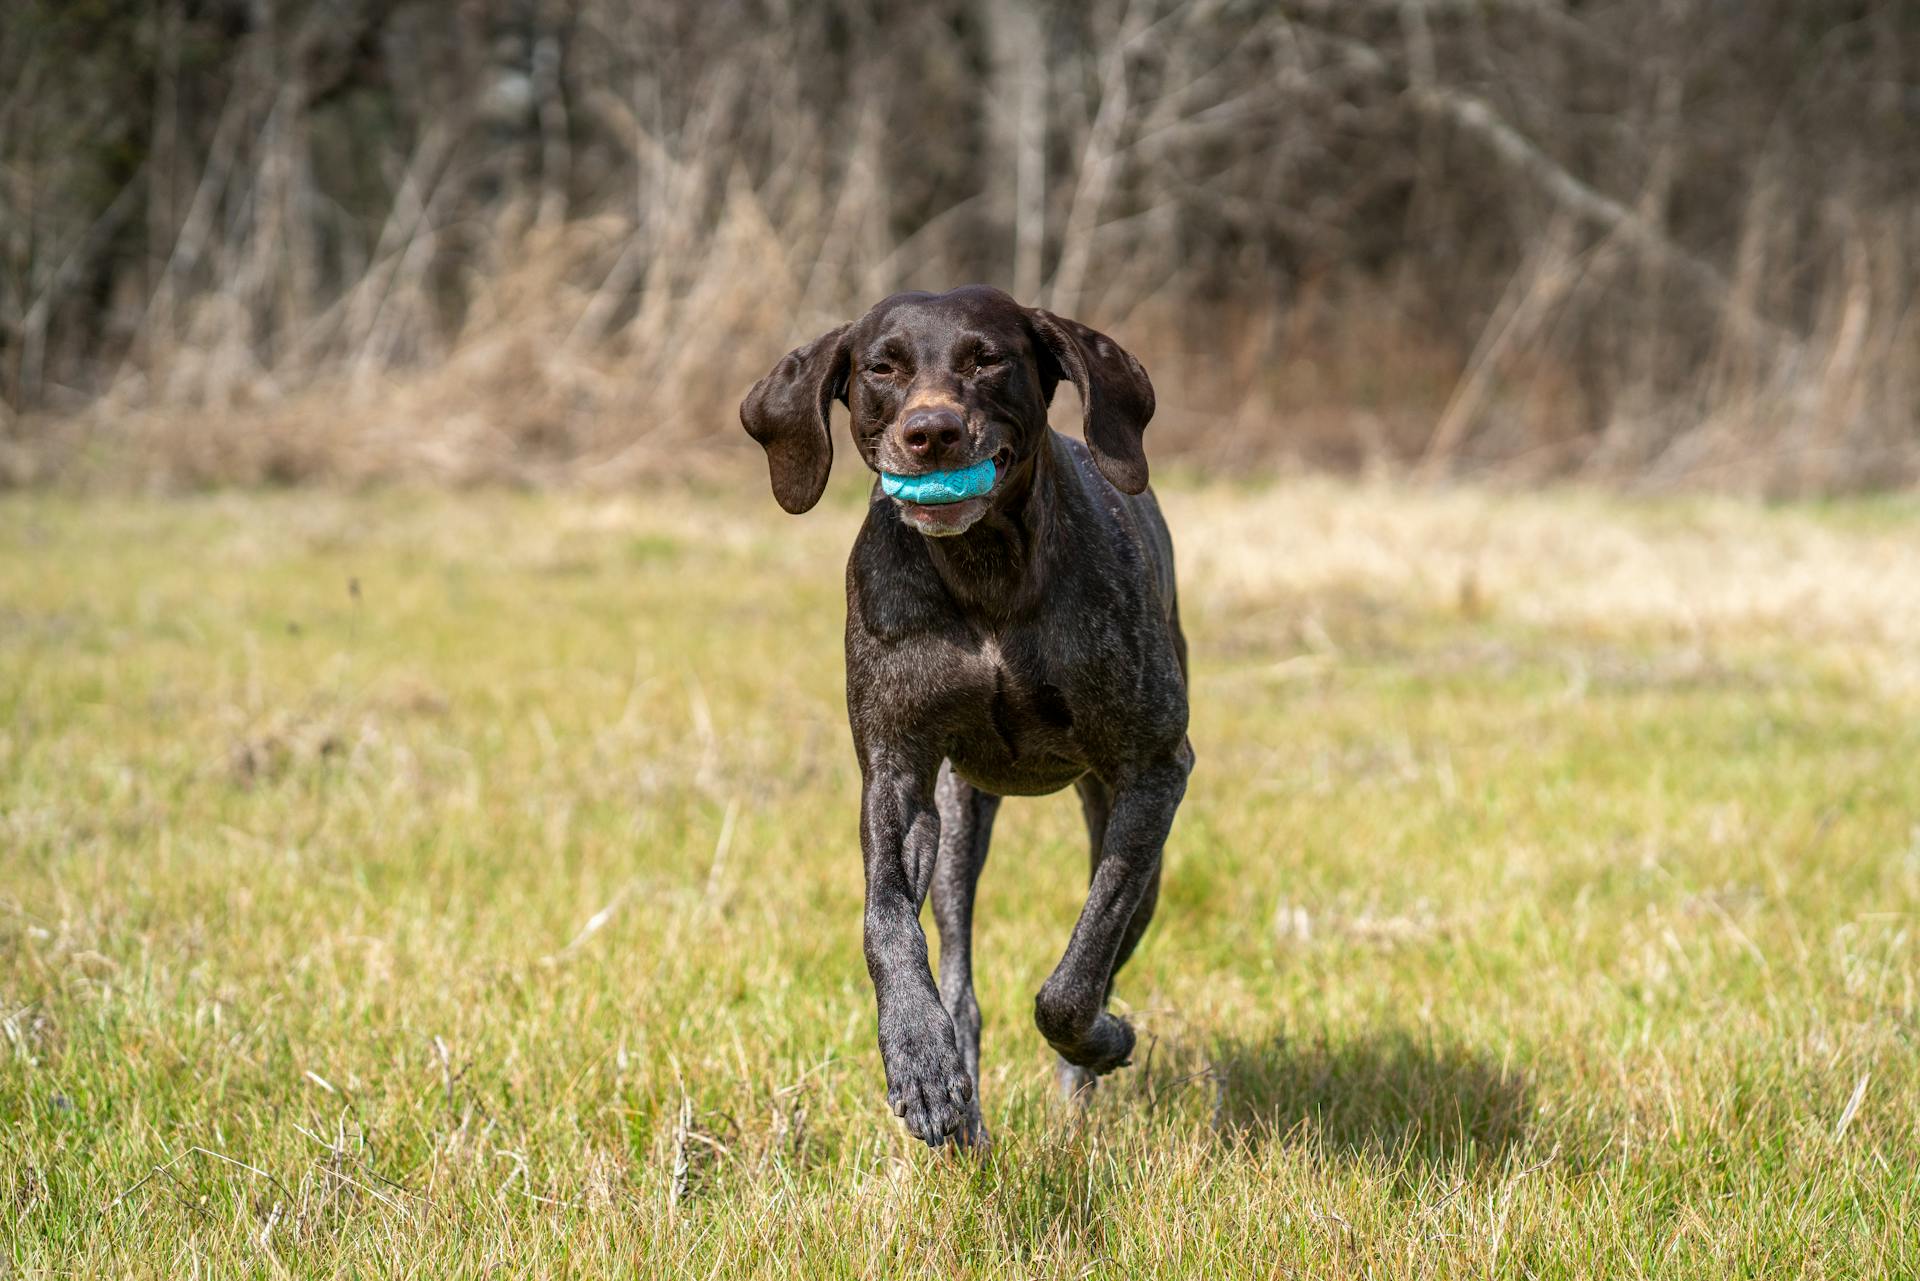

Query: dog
[740,285,1191,1148]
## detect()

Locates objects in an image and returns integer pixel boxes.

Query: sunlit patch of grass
[2,480,1916,1276]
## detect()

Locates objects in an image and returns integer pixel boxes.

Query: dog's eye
[972,352,1003,372]
[867,362,894,377]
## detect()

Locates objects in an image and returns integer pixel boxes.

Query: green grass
[3,480,1917,1277]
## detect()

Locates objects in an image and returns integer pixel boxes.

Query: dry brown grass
[1169,479,1920,695]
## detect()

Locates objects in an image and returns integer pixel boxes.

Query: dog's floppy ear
[1028,308,1156,495]
[740,324,852,514]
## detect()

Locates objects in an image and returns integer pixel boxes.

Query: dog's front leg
[860,754,974,1146]
[1034,748,1192,1075]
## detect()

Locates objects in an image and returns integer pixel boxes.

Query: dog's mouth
[881,447,1013,536]
[879,447,1012,505]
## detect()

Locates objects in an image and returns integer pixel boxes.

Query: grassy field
[4,476,1918,1276]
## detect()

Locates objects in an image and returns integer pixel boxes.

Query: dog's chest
[936,634,1090,795]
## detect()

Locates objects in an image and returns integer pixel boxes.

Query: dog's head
[740,286,1154,535]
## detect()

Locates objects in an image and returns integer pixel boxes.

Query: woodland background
[2,0,1916,492]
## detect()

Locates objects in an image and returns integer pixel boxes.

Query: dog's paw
[952,1102,993,1152]
[1056,1057,1099,1105]
[885,1052,974,1146]
[880,1008,974,1146]
[1050,1011,1135,1077]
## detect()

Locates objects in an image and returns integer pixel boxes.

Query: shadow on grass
[1178,1026,1545,1170]
[974,1027,1561,1256]
[956,1021,1574,1259]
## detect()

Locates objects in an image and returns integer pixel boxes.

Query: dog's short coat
[741,285,1191,1147]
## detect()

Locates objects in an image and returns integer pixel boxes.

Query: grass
[3,475,1918,1277]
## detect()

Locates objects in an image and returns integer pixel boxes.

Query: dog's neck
[916,435,1062,621]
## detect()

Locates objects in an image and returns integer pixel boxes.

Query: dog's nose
[899,408,965,462]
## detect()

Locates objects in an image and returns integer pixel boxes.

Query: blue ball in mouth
[880,458,998,505]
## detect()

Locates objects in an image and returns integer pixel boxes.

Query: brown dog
[741,286,1191,1147]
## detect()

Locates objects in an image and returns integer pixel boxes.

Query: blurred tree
[2,0,1915,489]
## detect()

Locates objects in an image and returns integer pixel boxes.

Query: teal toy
[880,459,997,505]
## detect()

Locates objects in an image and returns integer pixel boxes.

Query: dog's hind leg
[931,760,1001,1148]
